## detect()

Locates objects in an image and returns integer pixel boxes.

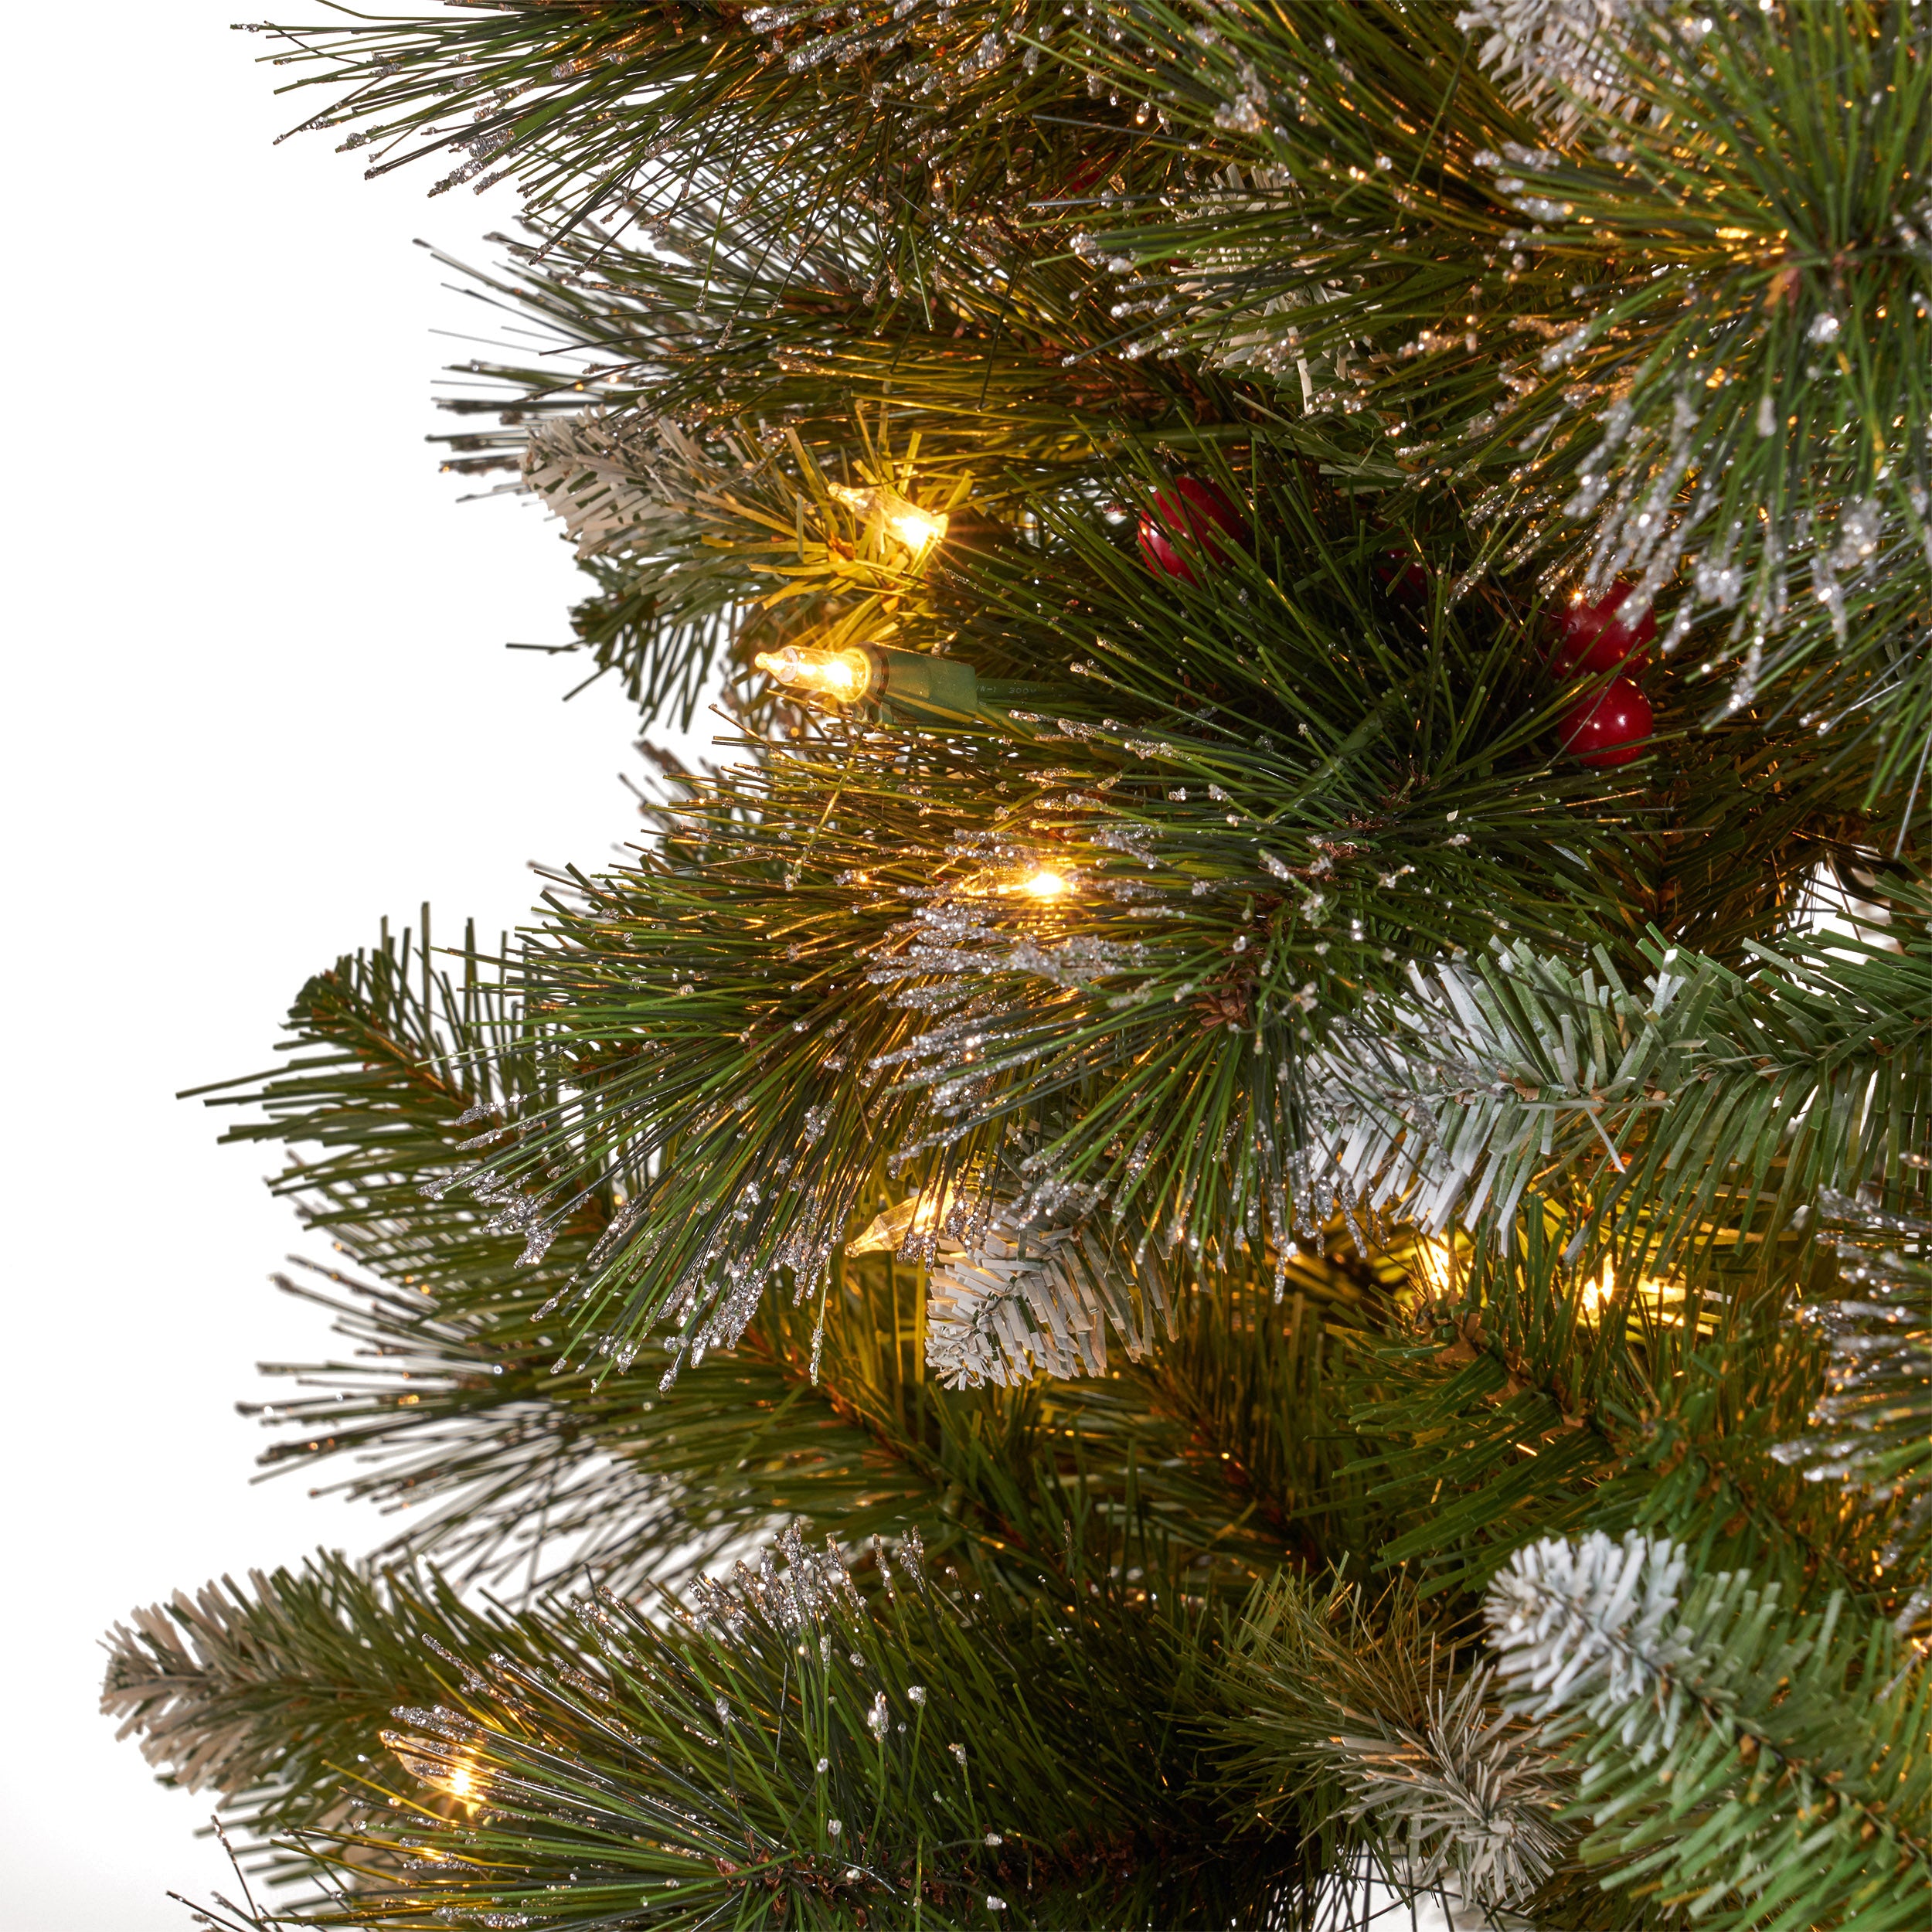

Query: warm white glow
[1581,1261,1682,1319]
[754,645,873,702]
[889,505,949,551]
[957,865,1073,902]
[827,484,947,554]
[848,1188,955,1256]
[440,1753,482,1813]
[1412,1236,1456,1299]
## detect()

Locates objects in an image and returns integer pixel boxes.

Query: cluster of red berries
[1137,477,1658,773]
[1545,585,1656,770]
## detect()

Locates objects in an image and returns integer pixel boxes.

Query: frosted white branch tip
[1485,1530,1689,1714]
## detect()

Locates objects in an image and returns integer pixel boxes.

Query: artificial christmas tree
[103,2,1932,1926]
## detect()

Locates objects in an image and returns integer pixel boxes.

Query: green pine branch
[427,213,1264,495]
[1774,1185,1932,1559]
[1308,907,1932,1277]
[419,206,1303,726]
[242,0,1165,260]
[1214,1570,1581,1918]
[1070,0,1932,781]
[100,1551,584,1879]
[201,915,1374,1591]
[1488,1530,1932,1930]
[1339,1221,1923,1613]
[110,1535,1304,1928]
[247,1240,1387,1599]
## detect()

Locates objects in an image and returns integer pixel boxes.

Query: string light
[827,483,949,554]
[1581,1260,1685,1322]
[954,863,1074,900]
[1410,1243,1687,1325]
[440,1751,481,1814]
[1412,1236,1458,1298]
[848,1188,956,1256]
[753,645,874,702]
[753,639,983,718]
[888,503,949,551]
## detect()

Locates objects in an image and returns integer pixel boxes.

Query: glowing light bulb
[1015,868,1070,900]
[848,1188,955,1256]
[888,505,949,551]
[440,1752,481,1813]
[1580,1264,1683,1321]
[754,645,874,702]
[1412,1236,1456,1298]
[827,482,947,553]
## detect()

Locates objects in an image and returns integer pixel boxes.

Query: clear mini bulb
[827,483,949,554]
[887,503,949,551]
[847,1188,955,1255]
[753,645,875,702]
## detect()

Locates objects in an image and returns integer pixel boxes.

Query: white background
[2,6,703,1920]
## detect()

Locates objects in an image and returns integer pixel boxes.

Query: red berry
[1137,519,1190,581]
[1549,582,1658,679]
[1560,676,1654,768]
[1137,479,1249,584]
